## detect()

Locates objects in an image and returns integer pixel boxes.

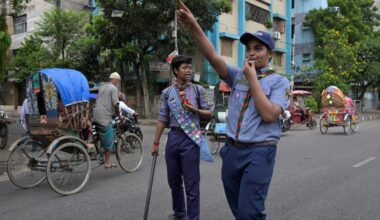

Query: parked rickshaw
[7,68,143,195]
[205,81,230,154]
[287,90,317,130]
[319,86,359,135]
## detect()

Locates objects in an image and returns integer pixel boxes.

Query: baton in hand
[143,153,158,220]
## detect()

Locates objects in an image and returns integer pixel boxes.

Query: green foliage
[10,8,97,82]
[305,96,318,113]
[35,9,89,60]
[10,36,54,81]
[0,14,11,81]
[305,0,380,100]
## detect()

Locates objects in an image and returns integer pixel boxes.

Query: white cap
[109,72,121,80]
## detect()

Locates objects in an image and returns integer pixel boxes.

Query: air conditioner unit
[273,31,281,40]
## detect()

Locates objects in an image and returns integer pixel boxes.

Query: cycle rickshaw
[286,90,317,130]
[319,86,359,135]
[7,68,143,195]
[205,81,230,154]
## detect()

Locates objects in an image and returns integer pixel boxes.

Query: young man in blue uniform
[177,2,290,220]
[151,55,214,220]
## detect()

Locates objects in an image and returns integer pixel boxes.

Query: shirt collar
[258,66,270,74]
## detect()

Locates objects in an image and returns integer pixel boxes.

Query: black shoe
[168,213,186,220]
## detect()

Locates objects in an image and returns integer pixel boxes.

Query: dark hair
[171,55,192,77]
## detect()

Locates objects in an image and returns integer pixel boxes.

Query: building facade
[204,0,292,84]
[0,0,92,106]
[292,0,327,80]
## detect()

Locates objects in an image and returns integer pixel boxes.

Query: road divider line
[352,157,376,168]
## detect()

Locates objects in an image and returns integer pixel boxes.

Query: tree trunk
[139,55,150,118]
[135,63,142,115]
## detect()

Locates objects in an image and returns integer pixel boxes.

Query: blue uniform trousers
[220,142,277,220]
[165,130,200,220]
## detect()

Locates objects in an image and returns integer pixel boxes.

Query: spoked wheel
[135,127,143,141]
[0,124,8,150]
[7,137,47,189]
[308,119,317,130]
[207,134,221,154]
[351,115,359,132]
[46,143,91,196]
[319,116,328,134]
[116,132,143,172]
[343,117,353,136]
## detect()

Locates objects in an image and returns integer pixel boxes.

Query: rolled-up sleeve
[158,90,170,123]
[270,77,290,111]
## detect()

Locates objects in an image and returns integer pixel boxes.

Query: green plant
[305,96,318,113]
[264,19,272,28]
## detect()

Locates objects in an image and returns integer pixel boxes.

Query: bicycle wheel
[351,115,359,132]
[46,142,91,195]
[319,116,328,134]
[308,119,317,130]
[0,124,8,150]
[7,137,47,189]
[116,132,143,172]
[207,135,221,154]
[135,127,143,141]
[343,117,353,136]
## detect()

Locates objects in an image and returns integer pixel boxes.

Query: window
[291,24,295,38]
[245,3,270,25]
[273,18,285,33]
[303,53,311,64]
[221,38,233,57]
[273,52,283,66]
[292,0,294,9]
[13,14,27,34]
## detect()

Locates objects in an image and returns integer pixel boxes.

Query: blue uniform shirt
[224,65,290,143]
[158,84,214,127]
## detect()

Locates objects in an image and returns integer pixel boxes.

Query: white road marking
[352,157,376,168]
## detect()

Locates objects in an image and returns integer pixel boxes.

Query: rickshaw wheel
[46,142,91,196]
[7,137,47,189]
[116,132,143,172]
[207,135,222,154]
[319,116,328,134]
[351,116,359,132]
[343,117,353,136]
[0,124,8,149]
[308,119,317,130]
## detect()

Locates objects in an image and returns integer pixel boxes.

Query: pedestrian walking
[177,2,290,219]
[150,55,214,220]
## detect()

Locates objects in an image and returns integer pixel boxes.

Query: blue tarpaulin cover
[40,68,89,106]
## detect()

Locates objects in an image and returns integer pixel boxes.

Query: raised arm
[177,2,228,79]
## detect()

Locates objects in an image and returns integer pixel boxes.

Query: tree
[0,13,11,81]
[305,0,380,100]
[10,8,95,81]
[10,36,54,81]
[95,0,231,117]
[35,8,89,63]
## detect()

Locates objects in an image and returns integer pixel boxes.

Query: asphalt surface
[0,120,380,220]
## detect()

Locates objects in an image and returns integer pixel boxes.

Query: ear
[268,50,273,60]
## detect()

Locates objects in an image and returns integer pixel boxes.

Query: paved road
[0,120,380,220]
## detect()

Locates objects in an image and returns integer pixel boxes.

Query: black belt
[226,137,277,148]
[170,127,183,132]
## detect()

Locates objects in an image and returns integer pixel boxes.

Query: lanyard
[235,69,275,140]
